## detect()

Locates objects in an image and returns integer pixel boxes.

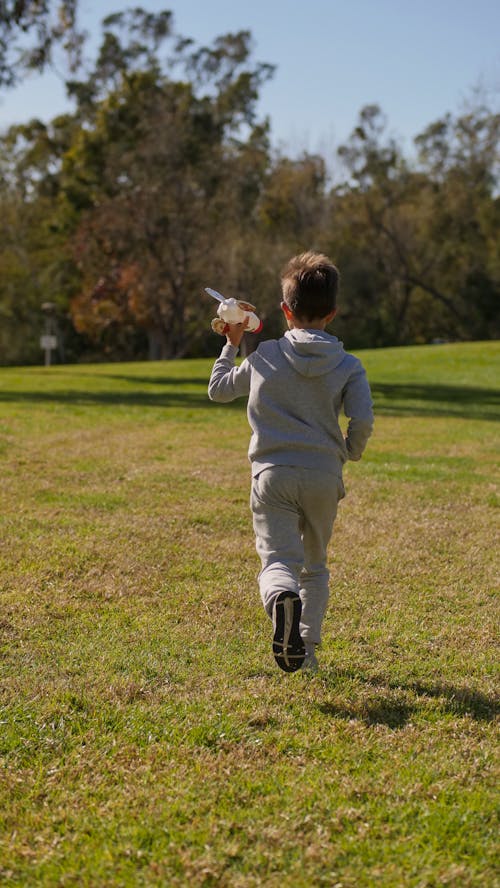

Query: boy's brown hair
[281,251,339,321]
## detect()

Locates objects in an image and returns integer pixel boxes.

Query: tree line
[0,7,498,364]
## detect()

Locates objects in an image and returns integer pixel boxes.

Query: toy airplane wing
[205,287,226,303]
[205,287,256,312]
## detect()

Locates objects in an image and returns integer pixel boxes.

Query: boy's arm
[343,363,374,461]
[208,342,252,402]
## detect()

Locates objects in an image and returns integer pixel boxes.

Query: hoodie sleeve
[343,361,374,461]
[208,342,252,402]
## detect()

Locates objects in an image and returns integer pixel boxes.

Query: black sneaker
[272,591,306,672]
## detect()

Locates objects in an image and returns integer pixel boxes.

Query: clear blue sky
[0,0,498,156]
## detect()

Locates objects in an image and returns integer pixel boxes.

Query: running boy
[208,252,373,672]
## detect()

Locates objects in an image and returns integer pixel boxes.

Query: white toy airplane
[205,287,262,335]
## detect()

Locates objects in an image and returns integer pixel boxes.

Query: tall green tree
[0,112,83,364]
[332,105,422,346]
[63,11,274,358]
[332,103,499,347]
[414,104,500,340]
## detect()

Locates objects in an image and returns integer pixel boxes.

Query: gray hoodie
[208,329,373,478]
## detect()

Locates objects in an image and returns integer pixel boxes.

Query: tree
[414,104,500,340]
[63,11,274,359]
[0,0,83,87]
[332,103,500,346]
[0,111,83,364]
[333,105,426,346]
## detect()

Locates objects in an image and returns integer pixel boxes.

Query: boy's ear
[281,301,293,319]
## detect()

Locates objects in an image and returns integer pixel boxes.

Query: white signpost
[40,334,58,366]
[41,302,58,366]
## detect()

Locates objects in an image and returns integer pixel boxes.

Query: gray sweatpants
[250,465,344,645]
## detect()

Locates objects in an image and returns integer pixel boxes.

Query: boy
[208,252,373,673]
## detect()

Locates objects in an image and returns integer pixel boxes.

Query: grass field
[0,341,499,887]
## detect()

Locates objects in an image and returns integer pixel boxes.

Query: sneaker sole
[272,591,305,673]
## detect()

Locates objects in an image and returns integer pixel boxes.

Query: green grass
[0,341,499,887]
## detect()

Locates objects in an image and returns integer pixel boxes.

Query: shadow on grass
[318,672,499,729]
[76,373,211,387]
[319,698,413,729]
[0,386,244,410]
[371,383,499,421]
[0,378,498,419]
[99,374,210,387]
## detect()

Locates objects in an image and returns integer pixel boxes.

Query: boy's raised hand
[226,316,249,348]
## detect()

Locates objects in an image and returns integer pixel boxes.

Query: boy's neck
[288,319,328,331]
[282,302,336,331]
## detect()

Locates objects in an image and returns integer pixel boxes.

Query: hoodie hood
[279,328,346,378]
